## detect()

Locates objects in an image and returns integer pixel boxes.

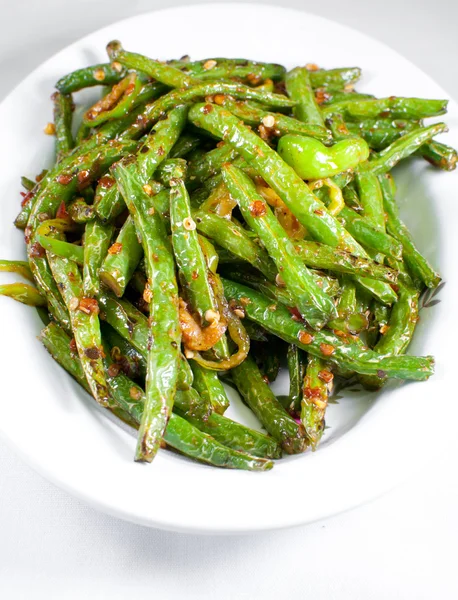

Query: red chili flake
[20,190,35,207]
[129,387,142,400]
[157,146,165,156]
[77,170,90,186]
[202,104,213,114]
[304,386,322,399]
[85,347,101,360]
[107,363,121,377]
[213,94,226,105]
[377,370,387,378]
[320,343,335,356]
[318,370,334,383]
[298,330,314,345]
[69,338,77,353]
[24,226,32,244]
[247,73,261,85]
[262,374,270,384]
[30,242,45,258]
[314,209,324,216]
[108,242,123,255]
[315,88,331,105]
[56,201,69,219]
[191,271,199,280]
[288,307,303,322]
[216,141,225,148]
[99,175,115,188]
[249,200,267,217]
[125,82,136,96]
[57,173,73,185]
[79,297,99,315]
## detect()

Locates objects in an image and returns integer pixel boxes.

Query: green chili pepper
[277,135,369,180]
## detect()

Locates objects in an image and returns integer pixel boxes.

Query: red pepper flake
[249,200,267,217]
[107,363,121,377]
[99,175,115,188]
[157,146,165,156]
[305,63,320,71]
[377,370,387,378]
[125,82,136,96]
[56,201,69,219]
[77,170,90,186]
[30,242,45,258]
[315,88,331,105]
[213,94,226,105]
[191,271,199,280]
[57,173,73,185]
[318,370,334,383]
[247,73,261,85]
[69,338,77,353]
[320,343,335,356]
[298,330,314,345]
[108,242,123,255]
[262,374,270,384]
[129,386,142,400]
[24,226,32,244]
[314,209,324,216]
[20,190,35,207]
[85,347,101,360]
[202,104,213,114]
[79,297,100,315]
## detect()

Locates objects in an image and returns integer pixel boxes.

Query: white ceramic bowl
[0,3,457,533]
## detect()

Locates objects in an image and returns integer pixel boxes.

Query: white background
[1,1,458,598]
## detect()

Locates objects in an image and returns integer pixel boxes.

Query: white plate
[0,3,457,534]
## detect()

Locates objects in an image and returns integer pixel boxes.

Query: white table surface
[1,1,457,598]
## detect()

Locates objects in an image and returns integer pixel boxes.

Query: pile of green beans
[1,42,452,469]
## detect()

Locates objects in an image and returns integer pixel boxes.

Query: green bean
[285,67,325,126]
[83,220,114,297]
[222,164,337,328]
[287,344,306,412]
[0,260,34,282]
[187,143,238,188]
[179,409,281,459]
[194,210,277,281]
[367,123,448,175]
[170,133,201,158]
[99,217,143,297]
[222,278,434,381]
[190,363,230,415]
[41,322,138,428]
[176,57,286,82]
[107,40,197,89]
[355,170,385,232]
[68,197,95,223]
[155,159,187,187]
[42,322,271,470]
[120,82,295,140]
[113,159,181,463]
[293,240,397,284]
[360,285,419,389]
[327,277,368,334]
[366,301,391,348]
[301,356,331,449]
[0,282,46,307]
[36,234,84,264]
[101,322,146,380]
[216,97,331,142]
[170,178,230,358]
[52,91,74,159]
[47,253,110,406]
[56,63,130,94]
[83,73,142,127]
[379,173,441,288]
[94,175,124,223]
[309,67,362,90]
[232,354,307,454]
[322,97,448,121]
[418,140,457,171]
